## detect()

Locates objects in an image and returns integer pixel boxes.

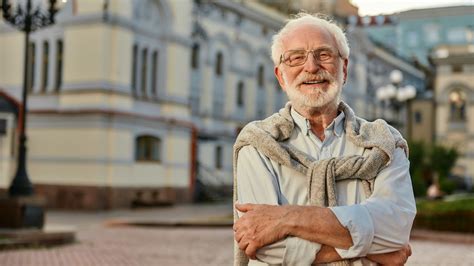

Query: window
[447,27,466,42]
[28,42,35,93]
[452,64,463,73]
[41,41,49,92]
[237,81,244,107]
[449,90,466,122]
[141,48,148,97]
[191,43,199,69]
[215,52,223,76]
[258,65,264,88]
[151,50,158,96]
[406,31,418,48]
[424,24,439,44]
[414,111,422,124]
[135,136,162,162]
[131,44,138,95]
[215,145,222,169]
[55,40,63,91]
[0,119,6,135]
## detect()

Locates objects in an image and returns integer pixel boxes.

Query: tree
[408,141,459,197]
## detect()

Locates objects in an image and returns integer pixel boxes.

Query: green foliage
[408,141,459,196]
[429,144,459,193]
[414,198,474,233]
[411,169,427,198]
[417,198,474,214]
[408,141,429,197]
[439,178,457,194]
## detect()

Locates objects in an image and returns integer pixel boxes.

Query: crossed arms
[234,146,416,265]
[234,204,412,265]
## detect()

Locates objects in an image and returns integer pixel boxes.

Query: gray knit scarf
[233,101,408,266]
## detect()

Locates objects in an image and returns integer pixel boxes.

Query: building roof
[398,5,474,20]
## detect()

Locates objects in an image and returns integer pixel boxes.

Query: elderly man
[233,13,416,266]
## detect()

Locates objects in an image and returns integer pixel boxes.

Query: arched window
[131,44,138,95]
[215,145,223,169]
[191,43,200,69]
[258,65,265,88]
[41,41,49,92]
[215,52,223,76]
[135,135,162,162]
[141,48,148,97]
[449,90,466,122]
[151,50,158,95]
[237,81,244,107]
[55,40,63,91]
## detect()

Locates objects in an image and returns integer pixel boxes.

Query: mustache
[294,71,335,85]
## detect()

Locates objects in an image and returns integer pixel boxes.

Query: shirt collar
[290,107,345,137]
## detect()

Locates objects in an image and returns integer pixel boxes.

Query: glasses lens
[282,48,339,67]
[283,50,307,66]
[317,49,335,61]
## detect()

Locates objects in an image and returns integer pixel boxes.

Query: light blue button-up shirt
[236,107,416,265]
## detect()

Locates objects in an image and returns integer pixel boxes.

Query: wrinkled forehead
[281,23,337,52]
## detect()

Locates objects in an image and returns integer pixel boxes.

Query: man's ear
[343,58,348,84]
[274,66,286,92]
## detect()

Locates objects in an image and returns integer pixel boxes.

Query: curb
[105,218,233,228]
[0,226,76,250]
[410,229,474,245]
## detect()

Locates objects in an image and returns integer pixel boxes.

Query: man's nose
[303,52,321,73]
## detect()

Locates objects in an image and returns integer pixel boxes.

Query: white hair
[271,13,350,66]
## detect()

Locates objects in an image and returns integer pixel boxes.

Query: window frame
[135,135,162,163]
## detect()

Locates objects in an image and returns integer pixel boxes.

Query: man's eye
[289,54,305,61]
[319,52,331,60]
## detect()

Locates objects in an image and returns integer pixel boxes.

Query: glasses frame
[279,48,343,67]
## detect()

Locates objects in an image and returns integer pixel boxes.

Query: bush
[411,169,427,198]
[414,198,474,233]
[408,141,459,196]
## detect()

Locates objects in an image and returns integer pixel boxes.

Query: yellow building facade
[0,0,286,209]
[432,44,474,188]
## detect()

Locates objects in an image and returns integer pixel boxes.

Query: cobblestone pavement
[0,202,473,266]
[0,227,234,266]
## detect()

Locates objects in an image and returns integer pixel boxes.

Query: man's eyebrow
[314,46,333,50]
[286,47,305,51]
[286,45,334,51]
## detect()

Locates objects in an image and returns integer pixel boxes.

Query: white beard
[283,68,344,110]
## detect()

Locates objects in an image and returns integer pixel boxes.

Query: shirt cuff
[283,237,321,266]
[329,204,374,259]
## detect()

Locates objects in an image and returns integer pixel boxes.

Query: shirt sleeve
[329,148,417,258]
[236,146,321,265]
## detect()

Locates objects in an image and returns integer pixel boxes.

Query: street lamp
[376,70,417,128]
[1,0,59,197]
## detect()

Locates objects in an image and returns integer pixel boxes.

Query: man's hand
[233,203,290,259]
[366,244,412,266]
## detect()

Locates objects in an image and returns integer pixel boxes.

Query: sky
[351,0,474,15]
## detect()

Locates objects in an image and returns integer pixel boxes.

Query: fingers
[235,203,254,212]
[245,243,258,260]
[234,230,244,243]
[237,238,249,252]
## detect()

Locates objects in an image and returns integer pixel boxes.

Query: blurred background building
[354,4,474,191]
[359,5,474,67]
[0,0,472,209]
[0,0,288,209]
[431,44,474,189]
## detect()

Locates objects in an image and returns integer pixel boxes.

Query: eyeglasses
[279,48,341,67]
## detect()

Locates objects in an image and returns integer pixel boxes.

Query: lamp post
[1,0,59,196]
[376,70,417,130]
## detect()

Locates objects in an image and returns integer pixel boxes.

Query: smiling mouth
[302,80,327,85]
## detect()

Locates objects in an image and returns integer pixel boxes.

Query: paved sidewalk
[0,201,473,265]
